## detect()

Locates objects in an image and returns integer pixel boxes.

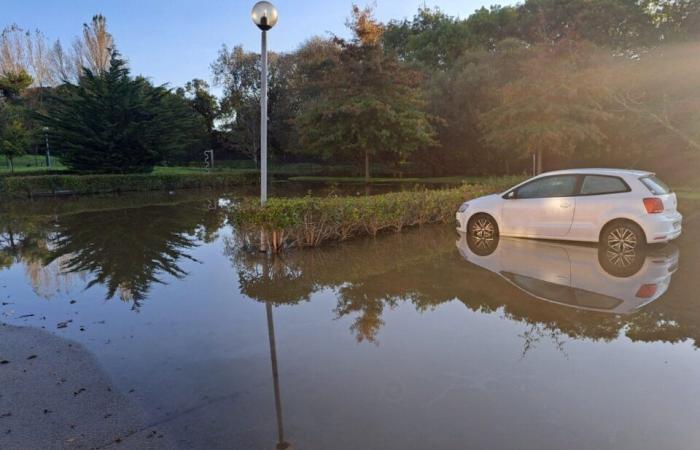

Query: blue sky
[4,1,510,89]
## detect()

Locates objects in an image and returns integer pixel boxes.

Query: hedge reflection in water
[230,216,698,352]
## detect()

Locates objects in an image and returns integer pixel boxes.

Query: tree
[40,52,204,173]
[480,40,611,173]
[73,15,113,75]
[0,70,32,99]
[0,111,29,173]
[296,5,436,180]
[212,45,297,164]
[383,7,472,70]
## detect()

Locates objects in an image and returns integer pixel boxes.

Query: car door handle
[560,201,572,209]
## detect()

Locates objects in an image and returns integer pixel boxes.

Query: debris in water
[57,320,72,329]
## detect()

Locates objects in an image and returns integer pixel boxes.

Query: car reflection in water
[456,232,679,315]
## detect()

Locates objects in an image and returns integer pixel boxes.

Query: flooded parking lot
[1,191,699,449]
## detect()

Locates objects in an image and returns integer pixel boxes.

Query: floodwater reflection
[457,233,679,314]
[1,193,699,449]
[1,194,227,308]
[231,224,694,348]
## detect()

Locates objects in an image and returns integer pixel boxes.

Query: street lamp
[42,127,51,167]
[251,1,278,206]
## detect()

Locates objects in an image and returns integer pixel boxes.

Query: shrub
[0,172,259,198]
[231,177,520,251]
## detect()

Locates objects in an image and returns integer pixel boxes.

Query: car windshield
[640,175,671,195]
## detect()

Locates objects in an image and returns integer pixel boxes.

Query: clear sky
[4,1,510,89]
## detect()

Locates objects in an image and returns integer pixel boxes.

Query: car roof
[536,168,653,178]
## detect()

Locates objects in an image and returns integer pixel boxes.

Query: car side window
[580,175,629,195]
[515,175,578,199]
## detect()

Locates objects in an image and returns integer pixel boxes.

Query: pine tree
[40,52,204,173]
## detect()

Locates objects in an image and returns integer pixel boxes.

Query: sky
[4,0,511,89]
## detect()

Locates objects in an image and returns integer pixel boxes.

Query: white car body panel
[456,169,683,244]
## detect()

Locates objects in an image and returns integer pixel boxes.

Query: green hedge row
[231,177,520,250]
[0,172,260,198]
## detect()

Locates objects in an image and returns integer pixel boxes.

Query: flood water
[1,190,699,450]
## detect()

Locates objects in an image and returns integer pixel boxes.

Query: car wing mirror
[505,191,516,200]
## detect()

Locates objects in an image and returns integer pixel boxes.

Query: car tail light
[643,197,664,214]
[636,284,658,298]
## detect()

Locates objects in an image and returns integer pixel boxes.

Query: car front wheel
[467,213,499,241]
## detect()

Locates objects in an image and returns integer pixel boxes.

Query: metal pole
[266,302,287,448]
[44,131,51,167]
[260,30,268,205]
[259,30,269,252]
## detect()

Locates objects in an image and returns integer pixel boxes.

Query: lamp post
[42,127,51,167]
[251,1,278,206]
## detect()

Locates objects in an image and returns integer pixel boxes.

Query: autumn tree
[480,40,611,174]
[297,5,435,180]
[73,15,113,75]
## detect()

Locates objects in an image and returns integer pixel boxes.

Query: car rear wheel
[602,220,646,253]
[467,214,499,242]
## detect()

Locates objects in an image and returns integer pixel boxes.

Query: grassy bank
[0,172,260,199]
[286,175,477,184]
[231,176,521,251]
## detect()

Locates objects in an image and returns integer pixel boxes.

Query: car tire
[467,213,499,242]
[601,220,646,253]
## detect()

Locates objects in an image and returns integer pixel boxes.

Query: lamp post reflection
[265,302,291,450]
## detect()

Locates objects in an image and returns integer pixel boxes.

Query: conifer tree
[41,52,204,173]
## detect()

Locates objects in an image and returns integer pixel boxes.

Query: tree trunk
[536,148,543,175]
[364,151,370,182]
[8,158,14,174]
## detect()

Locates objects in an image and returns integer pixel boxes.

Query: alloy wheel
[607,226,638,252]
[471,218,495,240]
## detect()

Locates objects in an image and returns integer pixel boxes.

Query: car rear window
[640,176,671,195]
[580,175,629,195]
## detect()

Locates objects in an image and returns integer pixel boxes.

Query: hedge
[231,176,522,251]
[0,172,260,198]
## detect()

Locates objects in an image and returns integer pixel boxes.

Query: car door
[501,175,579,238]
[567,175,633,241]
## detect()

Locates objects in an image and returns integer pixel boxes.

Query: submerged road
[0,323,173,449]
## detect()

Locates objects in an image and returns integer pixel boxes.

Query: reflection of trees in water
[0,214,86,299]
[0,215,51,271]
[231,223,700,349]
[45,206,206,309]
[2,198,227,309]
[519,323,568,359]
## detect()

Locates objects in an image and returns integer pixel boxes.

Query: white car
[456,169,682,248]
[456,233,679,314]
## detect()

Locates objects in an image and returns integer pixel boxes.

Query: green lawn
[286,175,524,185]
[1,155,66,173]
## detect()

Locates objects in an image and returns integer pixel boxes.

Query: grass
[676,190,700,200]
[1,155,66,174]
[286,175,524,185]
[0,172,261,199]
